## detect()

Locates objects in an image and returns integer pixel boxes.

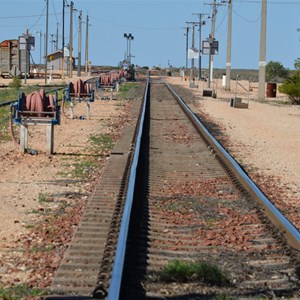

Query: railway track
[46,74,300,299]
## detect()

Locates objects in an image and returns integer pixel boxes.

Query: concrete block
[230,97,249,109]
[203,89,216,98]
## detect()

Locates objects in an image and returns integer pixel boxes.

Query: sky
[0,0,300,70]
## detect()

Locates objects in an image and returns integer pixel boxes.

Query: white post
[70,101,74,119]
[86,101,90,120]
[46,124,54,155]
[20,124,28,153]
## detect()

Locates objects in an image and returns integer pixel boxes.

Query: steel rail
[107,75,149,300]
[0,100,15,107]
[164,80,300,251]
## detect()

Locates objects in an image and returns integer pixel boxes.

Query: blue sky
[0,0,300,70]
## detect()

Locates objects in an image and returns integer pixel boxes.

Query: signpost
[19,32,35,84]
[202,38,219,88]
[188,47,199,59]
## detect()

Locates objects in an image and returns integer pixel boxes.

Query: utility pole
[210,0,217,82]
[45,0,49,84]
[23,29,29,85]
[62,0,65,79]
[34,30,42,66]
[225,0,232,90]
[56,22,59,51]
[205,0,225,82]
[50,34,55,53]
[186,22,197,85]
[69,1,73,78]
[191,24,195,80]
[184,26,190,69]
[258,0,267,101]
[85,14,89,73]
[78,10,82,77]
[193,13,209,80]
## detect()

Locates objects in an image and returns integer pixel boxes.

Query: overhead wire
[26,4,46,31]
[233,7,261,23]
[89,15,180,31]
[0,12,63,19]
[51,0,59,24]
[215,6,229,35]
[237,0,300,3]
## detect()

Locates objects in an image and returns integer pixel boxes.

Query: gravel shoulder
[165,76,300,228]
[0,77,139,290]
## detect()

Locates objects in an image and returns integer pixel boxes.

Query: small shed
[47,51,75,71]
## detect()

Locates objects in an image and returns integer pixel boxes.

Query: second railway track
[47,74,300,299]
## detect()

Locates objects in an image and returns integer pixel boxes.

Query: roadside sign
[202,40,219,55]
[19,35,35,50]
[188,47,199,59]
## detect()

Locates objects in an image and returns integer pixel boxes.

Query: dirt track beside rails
[0,75,139,290]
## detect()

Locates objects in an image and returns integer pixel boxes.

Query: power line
[215,6,229,34]
[0,12,65,19]
[28,5,47,31]
[89,15,180,31]
[237,0,300,3]
[51,0,59,23]
[233,8,261,23]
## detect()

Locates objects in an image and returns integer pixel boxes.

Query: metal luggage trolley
[64,79,94,119]
[11,89,60,155]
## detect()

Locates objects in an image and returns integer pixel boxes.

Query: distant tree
[278,72,300,105]
[265,61,289,82]
[294,58,300,70]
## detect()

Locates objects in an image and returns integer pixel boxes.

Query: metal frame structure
[11,91,60,155]
[65,81,94,119]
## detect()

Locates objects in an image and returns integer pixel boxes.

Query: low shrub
[278,73,300,105]
[8,76,22,89]
[159,260,231,286]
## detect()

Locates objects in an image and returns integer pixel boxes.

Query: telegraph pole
[258,0,267,101]
[69,1,73,78]
[210,0,217,81]
[56,22,59,51]
[50,34,55,52]
[225,0,232,90]
[205,0,225,82]
[193,13,209,80]
[191,24,195,79]
[45,0,49,84]
[78,10,82,77]
[62,0,65,79]
[183,26,190,69]
[85,14,89,73]
[186,22,197,85]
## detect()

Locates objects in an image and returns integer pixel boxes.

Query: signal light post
[124,33,134,64]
